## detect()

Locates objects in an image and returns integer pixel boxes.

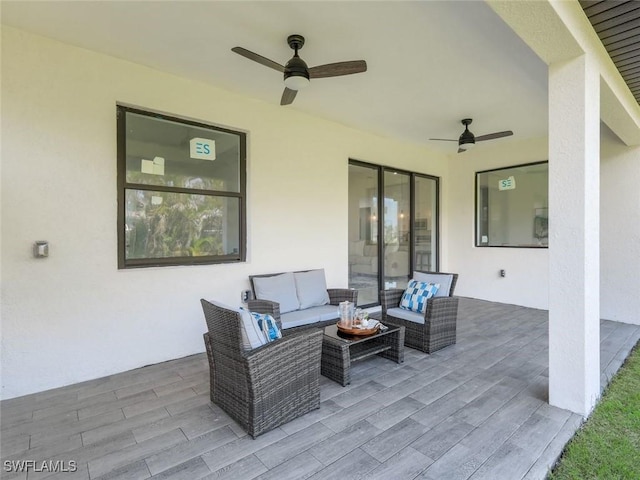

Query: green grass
[549,342,640,480]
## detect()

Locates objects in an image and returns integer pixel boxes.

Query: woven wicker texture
[380,271,459,354]
[321,325,405,386]
[201,299,322,438]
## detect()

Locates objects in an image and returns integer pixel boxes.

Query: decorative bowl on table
[336,320,381,336]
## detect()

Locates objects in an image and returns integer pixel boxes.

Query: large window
[476,161,548,248]
[117,106,246,268]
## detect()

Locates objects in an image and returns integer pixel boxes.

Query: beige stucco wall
[0,27,448,399]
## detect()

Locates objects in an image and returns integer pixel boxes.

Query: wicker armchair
[380,272,459,354]
[201,299,323,438]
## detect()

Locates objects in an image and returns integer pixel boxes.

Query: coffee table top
[323,323,400,345]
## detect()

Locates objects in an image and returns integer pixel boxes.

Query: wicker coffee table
[321,323,405,386]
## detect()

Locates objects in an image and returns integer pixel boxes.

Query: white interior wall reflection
[478,164,549,247]
[383,171,411,289]
[348,164,380,306]
[414,176,437,272]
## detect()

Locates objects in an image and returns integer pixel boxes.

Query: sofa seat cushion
[316,305,340,322]
[387,307,425,325]
[351,256,374,266]
[351,264,378,275]
[281,305,340,329]
[413,272,453,297]
[253,272,300,313]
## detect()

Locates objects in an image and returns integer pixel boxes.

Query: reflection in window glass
[125,190,240,259]
[125,112,240,192]
[476,162,548,247]
[348,163,379,306]
[383,171,410,290]
[414,176,437,272]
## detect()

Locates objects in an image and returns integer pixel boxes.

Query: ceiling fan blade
[429,138,458,142]
[308,60,367,79]
[231,47,285,73]
[475,130,513,142]
[280,87,298,105]
[458,148,467,153]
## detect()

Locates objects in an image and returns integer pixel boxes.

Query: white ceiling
[1,0,550,153]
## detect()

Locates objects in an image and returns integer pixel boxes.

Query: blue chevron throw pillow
[250,312,282,342]
[399,280,440,314]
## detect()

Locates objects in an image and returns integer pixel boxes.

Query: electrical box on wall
[33,241,49,258]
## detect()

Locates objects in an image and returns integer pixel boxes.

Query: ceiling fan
[430,119,513,153]
[231,34,367,106]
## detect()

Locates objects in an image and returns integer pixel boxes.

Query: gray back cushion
[253,272,300,313]
[208,300,266,350]
[294,269,330,309]
[412,272,453,297]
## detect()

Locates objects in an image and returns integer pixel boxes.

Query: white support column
[548,54,600,416]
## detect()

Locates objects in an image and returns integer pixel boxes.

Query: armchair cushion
[240,311,268,350]
[413,271,454,297]
[253,272,300,313]
[209,301,266,351]
[400,280,440,313]
[294,269,330,309]
[388,307,424,324]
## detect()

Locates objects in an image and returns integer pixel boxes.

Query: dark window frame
[348,159,440,308]
[117,105,247,268]
[474,160,548,249]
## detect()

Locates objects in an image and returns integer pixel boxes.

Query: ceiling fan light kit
[284,73,310,90]
[232,33,367,105]
[430,118,513,153]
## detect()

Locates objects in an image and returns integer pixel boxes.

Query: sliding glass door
[383,171,411,291]
[414,175,437,272]
[348,160,439,307]
[348,163,379,306]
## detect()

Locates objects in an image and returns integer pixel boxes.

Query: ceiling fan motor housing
[284,34,310,89]
[459,118,475,148]
[284,56,310,80]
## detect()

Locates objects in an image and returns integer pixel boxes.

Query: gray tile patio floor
[1,297,639,479]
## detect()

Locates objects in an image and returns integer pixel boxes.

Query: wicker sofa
[380,271,459,353]
[247,269,357,332]
[201,299,323,438]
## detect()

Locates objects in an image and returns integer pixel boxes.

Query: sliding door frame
[349,159,440,307]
